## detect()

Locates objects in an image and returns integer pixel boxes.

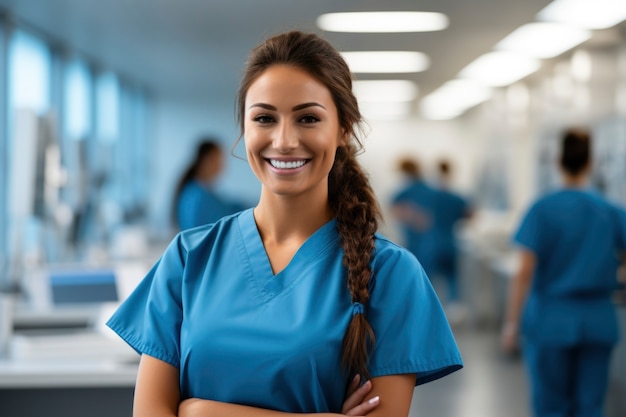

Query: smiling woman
[243,65,343,200]
[106,30,462,417]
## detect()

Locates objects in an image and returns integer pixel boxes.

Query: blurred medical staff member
[431,159,472,306]
[172,139,246,231]
[390,157,439,276]
[502,128,626,417]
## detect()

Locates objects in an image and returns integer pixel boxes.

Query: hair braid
[329,144,382,379]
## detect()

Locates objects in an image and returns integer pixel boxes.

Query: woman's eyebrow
[292,102,326,111]
[248,102,275,110]
[247,102,326,111]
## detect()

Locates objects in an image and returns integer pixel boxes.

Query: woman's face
[197,149,223,182]
[243,64,345,199]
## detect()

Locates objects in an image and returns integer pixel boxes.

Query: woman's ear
[338,129,350,146]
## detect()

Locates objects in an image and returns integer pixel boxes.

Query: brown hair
[560,127,591,176]
[438,159,450,176]
[398,157,421,178]
[236,31,382,379]
[171,139,222,229]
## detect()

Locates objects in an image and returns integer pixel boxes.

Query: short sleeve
[367,242,463,385]
[106,235,185,368]
[513,203,541,252]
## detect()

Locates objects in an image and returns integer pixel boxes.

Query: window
[64,58,92,141]
[61,58,93,214]
[8,30,50,115]
[6,29,52,267]
[96,72,119,144]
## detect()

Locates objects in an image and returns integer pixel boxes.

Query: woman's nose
[272,121,298,152]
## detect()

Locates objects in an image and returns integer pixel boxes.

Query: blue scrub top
[107,209,462,413]
[177,180,245,230]
[514,189,626,345]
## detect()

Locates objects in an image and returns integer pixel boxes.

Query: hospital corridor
[1,1,626,416]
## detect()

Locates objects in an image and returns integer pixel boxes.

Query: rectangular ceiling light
[459,52,541,87]
[317,11,449,33]
[341,51,430,73]
[496,22,591,59]
[353,80,418,102]
[420,79,492,120]
[538,0,626,30]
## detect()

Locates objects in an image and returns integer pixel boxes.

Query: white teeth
[270,159,307,169]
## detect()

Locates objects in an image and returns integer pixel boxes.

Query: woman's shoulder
[371,234,425,275]
[175,209,249,250]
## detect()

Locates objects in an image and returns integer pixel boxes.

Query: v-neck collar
[237,208,338,302]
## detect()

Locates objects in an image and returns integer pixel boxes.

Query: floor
[410,263,626,417]
[409,325,530,417]
[409,321,626,417]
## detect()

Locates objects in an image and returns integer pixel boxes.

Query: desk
[0,357,137,388]
[0,330,138,417]
[0,260,152,416]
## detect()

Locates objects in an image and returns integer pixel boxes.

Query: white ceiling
[0,0,581,108]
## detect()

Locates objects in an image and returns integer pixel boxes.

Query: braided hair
[236,30,382,378]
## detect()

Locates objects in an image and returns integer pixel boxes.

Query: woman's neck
[253,191,333,244]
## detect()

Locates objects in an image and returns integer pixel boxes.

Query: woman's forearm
[179,398,342,417]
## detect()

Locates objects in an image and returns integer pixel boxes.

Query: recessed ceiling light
[317,11,449,33]
[353,80,418,102]
[341,51,430,73]
[496,22,591,59]
[538,0,626,30]
[459,52,541,87]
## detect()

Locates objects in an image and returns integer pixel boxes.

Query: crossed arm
[133,354,416,417]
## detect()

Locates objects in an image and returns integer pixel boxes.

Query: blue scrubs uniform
[107,208,463,413]
[176,180,245,230]
[432,189,470,302]
[391,180,439,276]
[514,189,626,417]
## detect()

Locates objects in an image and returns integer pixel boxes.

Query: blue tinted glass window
[64,59,92,140]
[96,72,119,143]
[8,30,50,114]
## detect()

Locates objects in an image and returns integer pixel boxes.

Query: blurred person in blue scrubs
[431,159,472,308]
[172,138,247,231]
[502,127,626,417]
[390,157,439,277]
[107,31,462,417]
[391,158,471,318]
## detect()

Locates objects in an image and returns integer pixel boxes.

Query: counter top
[0,357,138,388]
[0,331,138,388]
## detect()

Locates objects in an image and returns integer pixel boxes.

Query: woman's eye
[299,115,320,124]
[253,115,274,124]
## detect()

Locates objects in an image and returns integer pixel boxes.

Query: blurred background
[0,1,624,416]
